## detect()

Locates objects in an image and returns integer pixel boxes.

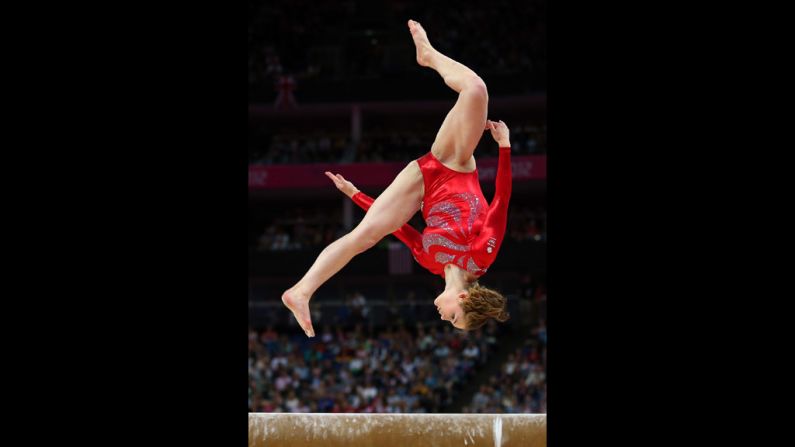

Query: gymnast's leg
[282,162,423,336]
[408,19,489,165]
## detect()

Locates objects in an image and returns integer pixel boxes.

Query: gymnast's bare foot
[408,19,435,68]
[281,285,315,337]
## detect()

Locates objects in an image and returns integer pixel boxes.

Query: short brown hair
[461,282,509,330]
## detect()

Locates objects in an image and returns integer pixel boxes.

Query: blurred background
[249,0,546,414]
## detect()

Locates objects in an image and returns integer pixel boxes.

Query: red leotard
[351,147,512,278]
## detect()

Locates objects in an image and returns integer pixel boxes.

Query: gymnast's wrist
[498,144,511,150]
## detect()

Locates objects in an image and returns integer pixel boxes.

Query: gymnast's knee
[350,226,383,253]
[463,76,488,99]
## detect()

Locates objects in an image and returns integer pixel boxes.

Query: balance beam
[249,413,546,447]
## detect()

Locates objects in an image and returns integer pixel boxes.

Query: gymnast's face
[434,290,468,330]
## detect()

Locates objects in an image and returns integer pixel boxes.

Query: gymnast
[283,20,512,337]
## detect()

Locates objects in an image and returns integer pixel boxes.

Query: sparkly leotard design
[351,147,512,278]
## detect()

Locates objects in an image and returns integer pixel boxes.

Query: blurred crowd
[249,321,504,413]
[249,0,546,93]
[463,323,546,413]
[249,124,546,165]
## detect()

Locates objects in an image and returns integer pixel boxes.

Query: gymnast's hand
[325,171,360,198]
[486,119,511,148]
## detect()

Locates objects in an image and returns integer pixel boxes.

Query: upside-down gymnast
[282,19,512,337]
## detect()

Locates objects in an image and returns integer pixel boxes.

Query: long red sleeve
[472,147,512,267]
[350,191,430,269]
